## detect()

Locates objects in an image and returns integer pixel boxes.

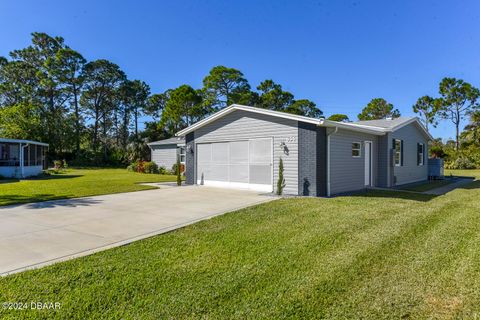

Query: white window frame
[394,139,402,167]
[179,146,186,164]
[417,143,424,166]
[352,142,361,158]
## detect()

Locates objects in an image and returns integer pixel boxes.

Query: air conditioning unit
[428,158,444,180]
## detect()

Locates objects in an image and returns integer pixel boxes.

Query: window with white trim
[352,142,361,157]
[394,139,402,166]
[179,147,186,163]
[417,143,425,166]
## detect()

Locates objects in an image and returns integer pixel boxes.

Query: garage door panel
[197,144,212,163]
[196,164,211,182]
[212,142,229,163]
[249,139,272,163]
[208,164,229,181]
[229,141,248,163]
[229,164,249,183]
[249,164,271,185]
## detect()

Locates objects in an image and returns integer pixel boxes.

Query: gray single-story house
[175,104,433,196]
[0,138,49,178]
[148,137,186,171]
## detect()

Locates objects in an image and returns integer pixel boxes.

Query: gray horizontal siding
[150,145,177,170]
[391,123,429,185]
[377,134,390,187]
[194,110,299,195]
[330,129,378,195]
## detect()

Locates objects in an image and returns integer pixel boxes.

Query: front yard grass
[0,170,479,319]
[0,168,176,206]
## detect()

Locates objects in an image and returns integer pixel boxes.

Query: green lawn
[0,170,479,319]
[0,168,176,206]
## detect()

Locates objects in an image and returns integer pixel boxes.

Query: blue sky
[1,0,479,140]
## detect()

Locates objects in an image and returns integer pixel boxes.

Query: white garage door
[196,138,273,192]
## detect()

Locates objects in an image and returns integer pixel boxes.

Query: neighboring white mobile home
[0,138,48,178]
[148,137,185,171]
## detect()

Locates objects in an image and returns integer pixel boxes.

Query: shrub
[171,163,185,176]
[143,161,159,174]
[445,157,476,170]
[53,160,63,170]
[276,157,285,195]
[176,156,182,186]
[127,160,157,174]
[137,161,145,173]
[52,160,68,172]
[158,166,167,175]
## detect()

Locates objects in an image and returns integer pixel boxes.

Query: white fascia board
[321,120,387,135]
[0,138,49,146]
[232,104,321,125]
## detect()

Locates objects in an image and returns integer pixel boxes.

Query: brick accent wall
[298,123,327,196]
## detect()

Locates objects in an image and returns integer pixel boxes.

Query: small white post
[20,143,30,179]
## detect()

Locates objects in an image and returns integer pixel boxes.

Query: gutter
[325,126,338,197]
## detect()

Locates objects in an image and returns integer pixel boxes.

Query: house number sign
[280,136,296,143]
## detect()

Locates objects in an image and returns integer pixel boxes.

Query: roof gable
[176,104,389,137]
[176,104,320,137]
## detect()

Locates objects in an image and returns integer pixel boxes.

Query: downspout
[326,127,338,197]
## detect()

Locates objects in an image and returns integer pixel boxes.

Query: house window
[394,139,403,166]
[417,143,425,166]
[352,142,361,157]
[179,147,186,163]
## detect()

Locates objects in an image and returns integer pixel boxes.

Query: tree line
[330,79,480,169]
[1,32,479,168]
[0,33,322,164]
[330,78,479,151]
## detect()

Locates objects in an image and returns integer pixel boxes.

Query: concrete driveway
[0,185,274,276]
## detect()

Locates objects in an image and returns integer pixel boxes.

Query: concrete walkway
[0,186,275,276]
[423,178,475,195]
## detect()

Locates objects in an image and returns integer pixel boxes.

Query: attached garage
[176,104,328,196]
[196,138,273,192]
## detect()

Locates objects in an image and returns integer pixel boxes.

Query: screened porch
[0,139,49,178]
